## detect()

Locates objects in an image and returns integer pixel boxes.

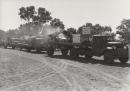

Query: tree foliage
[19,6,35,22]
[18,6,52,36]
[18,23,41,36]
[50,18,65,29]
[77,22,112,35]
[6,29,19,38]
[62,27,76,38]
[32,7,52,24]
[116,19,130,42]
[0,30,5,39]
[66,27,76,35]
[19,6,52,24]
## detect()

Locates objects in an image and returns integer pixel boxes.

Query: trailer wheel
[85,54,92,59]
[19,46,22,51]
[119,58,128,63]
[85,48,93,59]
[70,48,79,59]
[27,48,31,52]
[4,45,7,49]
[36,48,41,53]
[47,48,54,56]
[104,51,114,64]
[61,49,68,56]
[12,46,15,49]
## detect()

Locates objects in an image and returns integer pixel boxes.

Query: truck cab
[88,35,129,63]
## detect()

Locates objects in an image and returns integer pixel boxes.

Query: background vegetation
[0,6,130,43]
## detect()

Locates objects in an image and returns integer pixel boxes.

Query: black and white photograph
[0,0,130,91]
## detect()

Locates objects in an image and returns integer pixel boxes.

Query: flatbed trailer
[47,34,129,64]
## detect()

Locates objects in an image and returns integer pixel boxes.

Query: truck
[3,37,21,49]
[17,35,55,53]
[47,32,129,64]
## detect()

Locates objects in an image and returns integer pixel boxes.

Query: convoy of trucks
[2,27,129,64]
[50,34,129,63]
[3,35,55,53]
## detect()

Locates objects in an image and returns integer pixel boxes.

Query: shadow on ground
[48,55,130,67]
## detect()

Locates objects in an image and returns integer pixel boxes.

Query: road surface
[0,48,130,91]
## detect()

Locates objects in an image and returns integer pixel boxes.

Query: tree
[64,27,76,39]
[19,6,52,36]
[77,25,86,34]
[19,6,36,36]
[19,6,35,22]
[32,7,52,24]
[33,7,52,34]
[92,24,102,35]
[38,7,52,23]
[0,30,5,39]
[50,18,65,29]
[77,22,112,36]
[67,27,76,35]
[86,23,93,27]
[6,29,18,38]
[116,19,130,42]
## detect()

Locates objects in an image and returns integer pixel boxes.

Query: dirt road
[0,48,130,91]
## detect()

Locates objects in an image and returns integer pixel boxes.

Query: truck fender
[102,47,114,55]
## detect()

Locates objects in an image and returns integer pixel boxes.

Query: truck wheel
[27,48,31,52]
[70,48,79,59]
[12,46,15,49]
[104,51,114,64]
[119,58,128,63]
[61,49,68,56]
[4,45,7,49]
[85,54,92,59]
[47,48,54,56]
[36,48,41,53]
[19,47,22,51]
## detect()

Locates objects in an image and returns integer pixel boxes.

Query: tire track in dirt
[1,48,130,91]
[14,49,129,91]
[46,57,130,91]
[0,49,79,91]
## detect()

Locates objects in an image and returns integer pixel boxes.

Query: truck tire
[27,48,31,52]
[85,54,92,59]
[61,49,68,56]
[36,48,41,53]
[104,51,114,64]
[70,48,79,59]
[85,48,93,59]
[12,46,15,49]
[4,45,7,49]
[47,48,54,56]
[19,47,22,51]
[119,58,128,63]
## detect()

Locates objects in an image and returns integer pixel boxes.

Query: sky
[0,0,130,31]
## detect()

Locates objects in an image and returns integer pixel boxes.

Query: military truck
[17,37,33,51]
[31,35,55,53]
[47,32,129,63]
[18,35,55,53]
[3,37,20,49]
